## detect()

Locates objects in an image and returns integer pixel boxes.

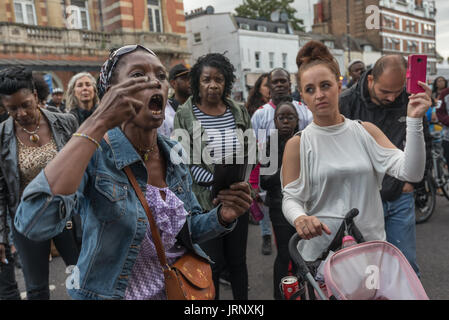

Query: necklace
[21,109,41,143]
[136,143,157,161]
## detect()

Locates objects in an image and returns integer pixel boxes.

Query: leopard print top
[17,136,58,195]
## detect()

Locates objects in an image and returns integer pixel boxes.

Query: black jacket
[0,108,78,244]
[339,69,432,202]
[69,105,97,126]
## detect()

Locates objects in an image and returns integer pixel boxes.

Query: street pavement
[12,196,449,300]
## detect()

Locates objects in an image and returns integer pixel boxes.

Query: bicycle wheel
[414,175,436,224]
[437,158,449,201]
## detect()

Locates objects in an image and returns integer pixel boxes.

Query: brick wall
[164,0,186,34]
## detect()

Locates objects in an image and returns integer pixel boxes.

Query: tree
[235,0,304,31]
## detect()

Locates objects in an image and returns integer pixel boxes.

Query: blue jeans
[383,192,420,276]
[12,226,79,300]
[0,244,21,300]
[259,204,272,237]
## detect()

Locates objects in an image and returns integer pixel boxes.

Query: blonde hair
[65,72,98,111]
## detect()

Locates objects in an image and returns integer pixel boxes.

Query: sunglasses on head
[109,44,156,60]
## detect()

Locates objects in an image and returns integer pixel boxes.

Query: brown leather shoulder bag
[123,166,215,300]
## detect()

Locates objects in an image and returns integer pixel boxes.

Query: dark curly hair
[190,53,236,104]
[0,66,35,96]
[245,73,269,116]
[32,73,50,104]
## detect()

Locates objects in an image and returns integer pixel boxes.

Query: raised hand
[90,76,152,130]
[407,81,432,118]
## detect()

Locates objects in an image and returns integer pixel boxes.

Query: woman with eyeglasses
[65,72,99,125]
[13,45,252,300]
[0,66,80,300]
[259,98,299,300]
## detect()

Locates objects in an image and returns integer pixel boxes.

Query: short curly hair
[190,53,236,104]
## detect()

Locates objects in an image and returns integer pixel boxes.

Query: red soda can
[281,276,300,300]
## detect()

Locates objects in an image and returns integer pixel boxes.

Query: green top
[173,96,254,211]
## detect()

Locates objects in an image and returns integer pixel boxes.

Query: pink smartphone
[406,55,427,94]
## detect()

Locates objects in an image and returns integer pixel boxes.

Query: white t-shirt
[251,100,313,147]
[158,101,176,138]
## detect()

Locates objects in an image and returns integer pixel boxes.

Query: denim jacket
[0,108,78,244]
[14,127,235,300]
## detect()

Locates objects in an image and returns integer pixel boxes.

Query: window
[277,27,286,34]
[13,0,37,25]
[257,25,267,32]
[324,41,334,49]
[423,42,435,54]
[148,0,163,33]
[69,0,90,30]
[406,40,418,53]
[240,23,250,30]
[269,52,275,69]
[363,45,373,52]
[383,15,395,29]
[193,32,201,43]
[282,53,287,69]
[383,37,394,50]
[255,52,261,68]
[423,24,434,35]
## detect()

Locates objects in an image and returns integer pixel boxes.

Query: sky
[184,0,449,60]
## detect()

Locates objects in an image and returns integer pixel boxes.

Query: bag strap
[104,133,169,269]
[123,166,169,270]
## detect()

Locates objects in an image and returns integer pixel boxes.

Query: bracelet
[72,133,102,150]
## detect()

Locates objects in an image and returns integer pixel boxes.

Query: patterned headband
[97,45,156,100]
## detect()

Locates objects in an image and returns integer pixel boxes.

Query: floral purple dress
[124,184,188,300]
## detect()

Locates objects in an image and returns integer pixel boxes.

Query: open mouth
[148,94,163,115]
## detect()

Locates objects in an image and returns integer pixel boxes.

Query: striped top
[191,105,243,183]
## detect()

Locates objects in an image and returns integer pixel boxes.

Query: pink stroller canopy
[323,241,429,300]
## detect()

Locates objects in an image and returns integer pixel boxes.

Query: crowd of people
[0,39,438,300]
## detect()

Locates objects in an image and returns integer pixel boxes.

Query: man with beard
[159,64,191,137]
[340,55,431,276]
[250,68,312,256]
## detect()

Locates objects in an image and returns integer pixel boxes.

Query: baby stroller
[284,209,429,300]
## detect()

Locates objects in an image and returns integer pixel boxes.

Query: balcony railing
[0,22,189,57]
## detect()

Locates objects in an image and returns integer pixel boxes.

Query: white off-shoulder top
[281,116,425,261]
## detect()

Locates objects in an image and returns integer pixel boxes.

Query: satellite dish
[280,12,289,22]
[270,9,280,22]
[206,6,215,14]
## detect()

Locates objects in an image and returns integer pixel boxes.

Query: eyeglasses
[109,44,156,60]
[276,115,298,122]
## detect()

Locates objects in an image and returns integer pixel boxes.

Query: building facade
[185,8,299,101]
[312,0,437,75]
[0,0,189,91]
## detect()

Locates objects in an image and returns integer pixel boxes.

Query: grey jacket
[0,108,78,244]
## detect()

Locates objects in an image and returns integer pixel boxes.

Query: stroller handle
[287,208,361,300]
[288,208,360,275]
[288,233,328,300]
